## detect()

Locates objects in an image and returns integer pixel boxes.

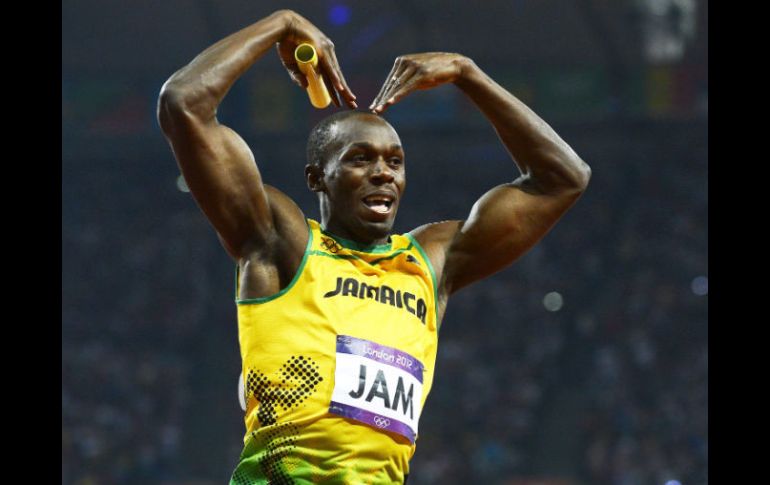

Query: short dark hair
[306,110,369,167]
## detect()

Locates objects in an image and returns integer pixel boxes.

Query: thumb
[287,68,309,89]
[277,43,308,89]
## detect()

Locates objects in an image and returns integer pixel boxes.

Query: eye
[388,157,403,167]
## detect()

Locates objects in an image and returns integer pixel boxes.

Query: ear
[305,164,325,193]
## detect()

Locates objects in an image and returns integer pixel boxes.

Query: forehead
[331,115,402,151]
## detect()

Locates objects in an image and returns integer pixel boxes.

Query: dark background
[62,1,707,484]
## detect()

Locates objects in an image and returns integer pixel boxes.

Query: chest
[309,247,436,320]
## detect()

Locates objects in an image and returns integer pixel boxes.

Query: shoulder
[265,185,309,237]
[235,185,311,300]
[407,220,463,296]
[408,220,462,249]
[239,184,309,262]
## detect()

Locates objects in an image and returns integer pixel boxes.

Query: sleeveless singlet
[230,218,439,484]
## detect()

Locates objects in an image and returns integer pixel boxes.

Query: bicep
[445,180,584,294]
[160,109,273,258]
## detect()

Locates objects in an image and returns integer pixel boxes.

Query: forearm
[159,10,289,119]
[455,59,591,192]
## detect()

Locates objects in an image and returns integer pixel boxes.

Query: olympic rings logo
[373,416,391,428]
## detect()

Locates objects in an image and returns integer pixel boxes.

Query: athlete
[157,9,591,485]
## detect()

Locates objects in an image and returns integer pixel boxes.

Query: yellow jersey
[231,218,439,484]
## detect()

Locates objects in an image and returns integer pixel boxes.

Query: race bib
[329,335,424,443]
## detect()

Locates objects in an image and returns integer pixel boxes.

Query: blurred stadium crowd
[62,110,706,484]
[63,1,707,482]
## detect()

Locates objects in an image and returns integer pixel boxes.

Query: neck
[320,205,391,246]
[321,218,391,247]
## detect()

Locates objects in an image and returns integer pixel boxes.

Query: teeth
[363,196,393,208]
[370,203,389,213]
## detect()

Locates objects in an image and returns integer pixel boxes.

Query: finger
[372,66,417,113]
[277,44,308,89]
[370,58,404,110]
[371,59,406,110]
[325,48,358,107]
[382,65,416,108]
[377,77,420,113]
[288,69,308,89]
[321,70,342,108]
[319,50,356,109]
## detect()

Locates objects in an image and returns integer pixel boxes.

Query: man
[158,9,590,485]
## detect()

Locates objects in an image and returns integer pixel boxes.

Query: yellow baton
[294,43,332,109]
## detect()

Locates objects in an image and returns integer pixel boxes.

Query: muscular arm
[157,10,356,260]
[371,54,591,299]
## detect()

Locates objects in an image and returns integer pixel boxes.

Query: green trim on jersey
[369,243,414,265]
[307,250,359,261]
[404,233,439,325]
[319,227,394,253]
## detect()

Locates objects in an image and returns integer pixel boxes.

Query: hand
[369,53,469,114]
[276,10,357,109]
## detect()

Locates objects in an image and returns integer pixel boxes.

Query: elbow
[548,155,591,195]
[156,81,186,131]
[560,149,591,192]
[574,160,591,191]
[156,80,212,132]
[157,80,192,116]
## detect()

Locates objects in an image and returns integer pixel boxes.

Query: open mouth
[362,194,395,214]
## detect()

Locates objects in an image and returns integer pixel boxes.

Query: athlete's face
[310,114,406,243]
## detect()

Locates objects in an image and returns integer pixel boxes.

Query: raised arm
[370,53,591,299]
[157,10,357,260]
